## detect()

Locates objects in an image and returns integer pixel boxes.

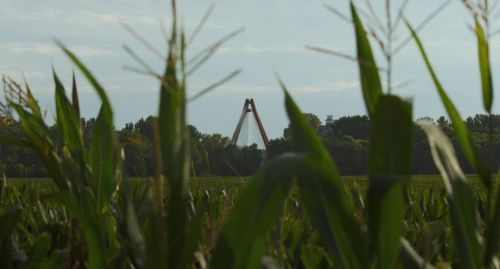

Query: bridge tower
[231,99,270,149]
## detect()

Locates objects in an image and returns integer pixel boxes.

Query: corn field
[1,0,500,268]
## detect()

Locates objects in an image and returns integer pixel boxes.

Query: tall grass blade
[210,153,305,269]
[351,2,383,119]
[406,20,491,189]
[157,17,191,269]
[475,16,493,113]
[367,95,413,268]
[399,238,436,269]
[118,178,146,268]
[0,206,22,247]
[419,121,483,269]
[280,79,368,269]
[485,170,500,264]
[45,192,105,268]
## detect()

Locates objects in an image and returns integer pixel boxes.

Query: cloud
[1,43,115,57]
[244,46,262,52]
[297,81,360,93]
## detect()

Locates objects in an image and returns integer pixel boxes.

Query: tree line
[1,113,499,177]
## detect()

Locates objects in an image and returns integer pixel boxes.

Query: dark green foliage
[330,115,370,140]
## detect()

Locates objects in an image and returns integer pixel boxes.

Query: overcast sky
[1,0,499,143]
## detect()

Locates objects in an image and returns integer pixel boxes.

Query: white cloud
[244,46,262,52]
[298,81,360,93]
[0,43,115,57]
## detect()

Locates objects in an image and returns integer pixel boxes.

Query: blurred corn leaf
[367,95,413,268]
[157,19,192,269]
[486,172,500,264]
[420,121,483,268]
[406,20,491,189]
[0,206,22,250]
[399,238,436,269]
[475,16,493,113]
[21,232,56,269]
[351,2,383,119]
[281,80,368,269]
[210,153,305,269]
[45,192,105,268]
[117,178,146,268]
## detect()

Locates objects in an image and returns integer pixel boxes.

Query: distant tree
[267,137,292,160]
[81,118,96,149]
[124,122,134,131]
[283,113,321,138]
[331,115,370,140]
[465,114,500,133]
[134,115,157,143]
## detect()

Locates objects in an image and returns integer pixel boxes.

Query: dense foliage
[3,113,500,178]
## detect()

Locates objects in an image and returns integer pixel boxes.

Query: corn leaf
[157,22,192,269]
[485,170,500,264]
[52,70,85,156]
[209,153,306,269]
[406,20,491,189]
[45,192,105,269]
[399,238,436,269]
[475,16,493,113]
[281,81,368,269]
[21,232,52,269]
[351,2,383,119]
[419,121,483,269]
[0,136,30,148]
[0,206,22,246]
[368,95,413,268]
[117,178,145,268]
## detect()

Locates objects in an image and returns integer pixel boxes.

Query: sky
[1,0,499,143]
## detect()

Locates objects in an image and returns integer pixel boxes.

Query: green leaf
[485,169,500,264]
[52,69,85,156]
[0,205,22,246]
[351,2,383,119]
[301,244,325,269]
[178,203,205,268]
[0,136,30,148]
[89,105,114,205]
[45,192,105,269]
[55,40,111,112]
[55,41,115,202]
[475,16,493,113]
[406,20,491,189]
[399,238,436,269]
[367,95,413,268]
[209,153,306,269]
[157,22,192,269]
[21,232,52,269]
[280,80,368,269]
[118,178,145,268]
[419,121,483,269]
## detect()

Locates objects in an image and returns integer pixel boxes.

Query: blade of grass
[367,95,413,268]
[406,20,491,189]
[209,153,306,269]
[280,78,368,269]
[351,2,383,119]
[485,168,500,264]
[399,238,436,269]
[419,121,483,269]
[45,191,105,268]
[475,16,493,113]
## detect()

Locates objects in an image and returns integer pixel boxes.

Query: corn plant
[1,0,500,268]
